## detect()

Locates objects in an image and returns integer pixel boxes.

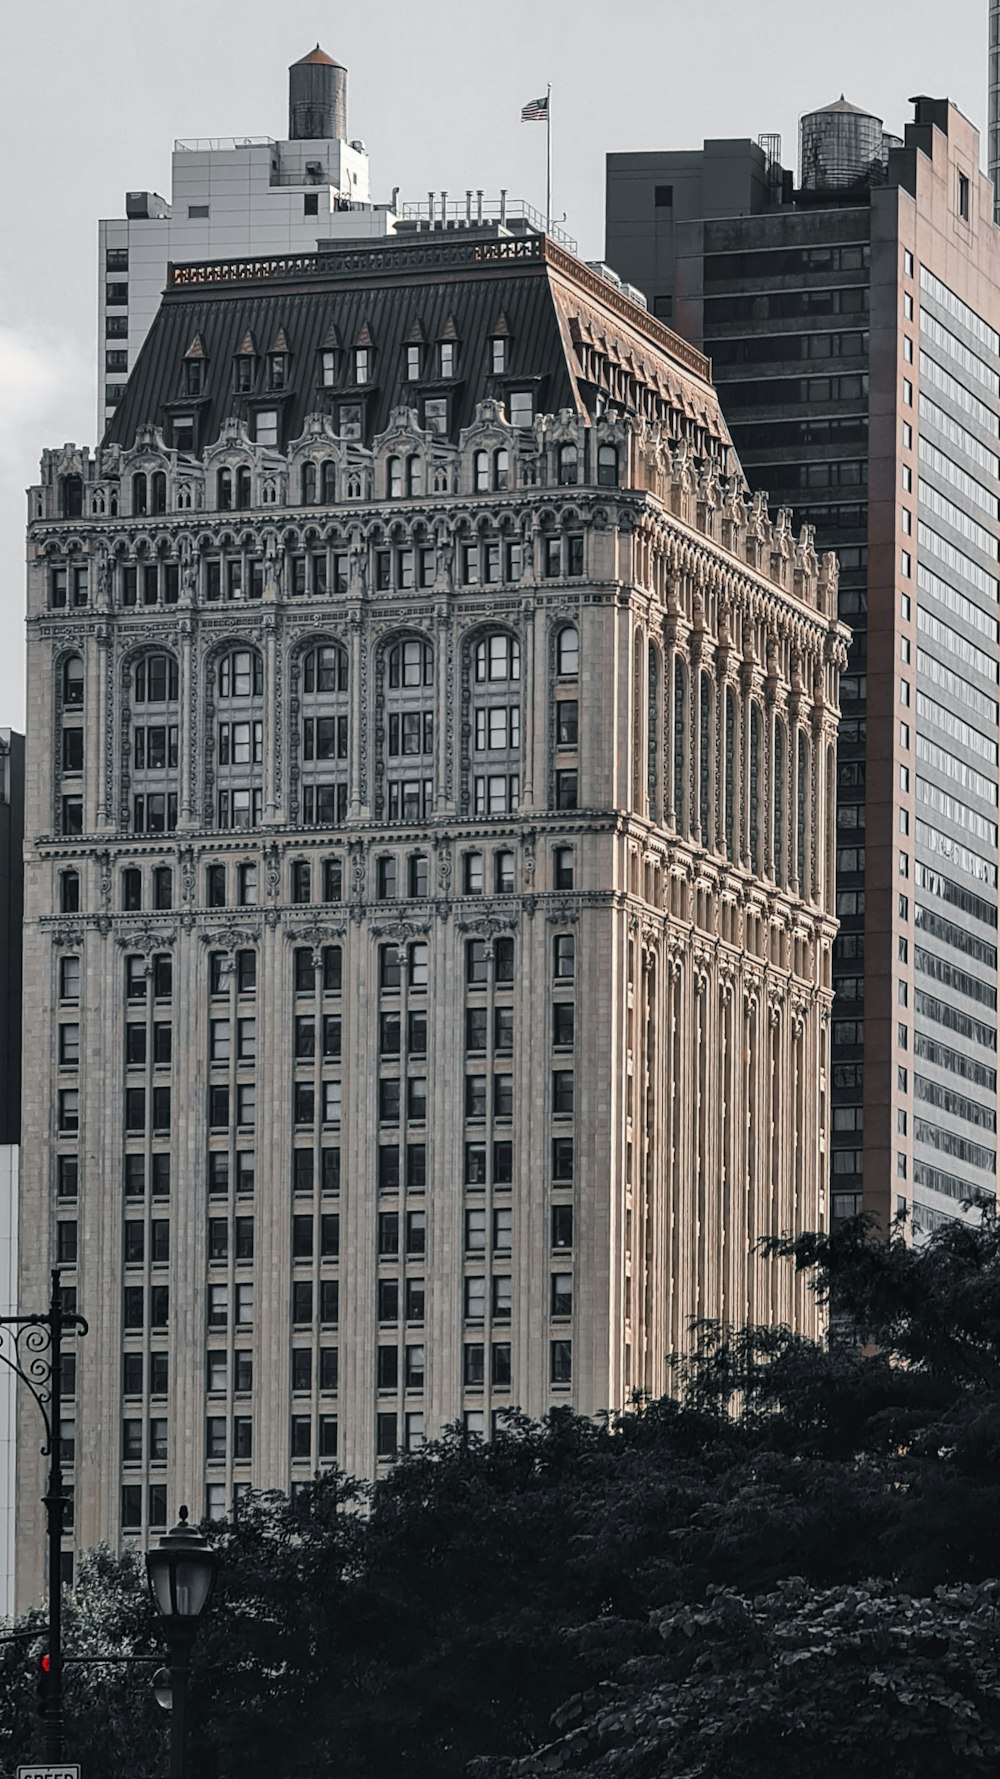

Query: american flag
[521,94,549,122]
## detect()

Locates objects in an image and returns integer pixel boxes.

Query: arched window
[387,456,403,499]
[556,626,579,678]
[63,655,84,707]
[749,704,762,874]
[724,687,736,858]
[673,658,686,832]
[407,455,424,498]
[388,639,433,688]
[132,473,148,516]
[109,489,119,518]
[597,444,619,488]
[236,467,252,510]
[134,652,179,704]
[60,476,83,520]
[494,448,509,491]
[301,645,349,827]
[131,651,180,835]
[475,634,520,682]
[301,461,317,504]
[699,672,712,843]
[345,473,363,500]
[150,472,167,515]
[304,645,349,694]
[768,719,784,884]
[471,631,521,818]
[216,649,264,831]
[177,485,192,511]
[217,468,233,512]
[321,461,337,503]
[91,491,106,516]
[474,450,490,494]
[218,649,263,700]
[558,443,578,486]
[384,637,434,822]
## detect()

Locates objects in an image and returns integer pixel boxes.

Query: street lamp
[146,1506,218,1779]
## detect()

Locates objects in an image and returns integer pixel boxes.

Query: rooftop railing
[174,136,276,153]
[400,193,576,254]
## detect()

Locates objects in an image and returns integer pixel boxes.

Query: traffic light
[35,1651,50,1718]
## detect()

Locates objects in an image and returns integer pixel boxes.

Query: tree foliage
[2,1213,1000,1777]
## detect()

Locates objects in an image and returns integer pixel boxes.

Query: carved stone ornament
[546,901,579,925]
[198,923,261,949]
[455,912,517,939]
[790,994,810,1040]
[287,922,348,951]
[50,924,84,949]
[369,918,432,943]
[115,925,177,952]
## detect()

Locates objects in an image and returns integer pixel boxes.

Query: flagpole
[545,83,552,234]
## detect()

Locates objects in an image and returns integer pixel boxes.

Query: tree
[475,1580,1000,1778]
[0,1214,998,1778]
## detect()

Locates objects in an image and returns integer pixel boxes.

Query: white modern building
[97,46,398,430]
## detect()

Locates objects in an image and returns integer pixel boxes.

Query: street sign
[17,1766,81,1778]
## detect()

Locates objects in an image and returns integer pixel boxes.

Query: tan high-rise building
[17,227,844,1605]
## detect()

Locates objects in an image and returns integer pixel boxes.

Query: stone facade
[17,238,845,1606]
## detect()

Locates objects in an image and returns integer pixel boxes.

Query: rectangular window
[550,1339,572,1385]
[555,770,578,810]
[551,1204,573,1248]
[509,391,534,429]
[254,410,278,447]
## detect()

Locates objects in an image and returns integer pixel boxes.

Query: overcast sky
[0,0,990,727]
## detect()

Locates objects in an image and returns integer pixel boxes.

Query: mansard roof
[104,231,730,459]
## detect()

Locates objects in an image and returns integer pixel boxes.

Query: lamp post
[145,1506,218,1779]
[0,1267,88,1758]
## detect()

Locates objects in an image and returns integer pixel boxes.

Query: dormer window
[184,359,205,397]
[234,330,258,394]
[355,347,370,385]
[439,341,455,379]
[254,410,278,447]
[491,337,507,374]
[509,391,533,429]
[406,345,421,381]
[269,354,287,391]
[321,350,337,387]
[173,415,195,453]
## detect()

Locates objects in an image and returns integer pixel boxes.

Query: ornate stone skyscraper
[18,228,844,1605]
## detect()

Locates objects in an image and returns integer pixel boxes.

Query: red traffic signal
[35,1651,50,1717]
